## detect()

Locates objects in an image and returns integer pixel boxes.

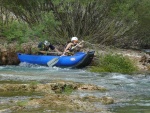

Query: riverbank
[0,40,150,72]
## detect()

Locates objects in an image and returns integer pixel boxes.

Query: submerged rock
[78,84,106,91]
[0,81,106,93]
[0,80,113,113]
[82,95,114,104]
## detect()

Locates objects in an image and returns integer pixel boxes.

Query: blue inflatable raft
[17,51,95,68]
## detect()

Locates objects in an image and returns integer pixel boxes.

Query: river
[0,63,150,113]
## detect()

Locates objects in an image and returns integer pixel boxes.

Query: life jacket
[65,42,77,52]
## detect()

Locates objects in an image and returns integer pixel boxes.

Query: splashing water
[0,64,150,112]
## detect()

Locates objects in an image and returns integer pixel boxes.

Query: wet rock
[34,84,54,93]
[10,106,26,112]
[0,44,20,65]
[0,81,107,93]
[49,81,78,93]
[0,81,112,113]
[0,48,8,65]
[100,96,114,104]
[78,84,106,91]
[0,108,11,113]
[0,41,39,65]
[0,86,5,92]
[82,95,114,104]
[140,54,150,65]
[27,94,102,112]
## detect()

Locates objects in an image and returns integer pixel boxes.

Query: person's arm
[54,48,62,55]
[62,43,72,55]
[72,40,84,49]
[39,51,48,54]
[77,40,84,48]
[48,44,62,55]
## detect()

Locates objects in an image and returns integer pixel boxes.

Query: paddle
[47,41,84,67]
[47,57,60,67]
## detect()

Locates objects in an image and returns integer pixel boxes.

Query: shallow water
[0,63,150,112]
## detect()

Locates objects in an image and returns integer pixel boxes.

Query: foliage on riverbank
[0,0,150,48]
[90,53,138,74]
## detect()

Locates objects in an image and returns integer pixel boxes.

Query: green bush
[90,53,137,74]
[2,21,29,43]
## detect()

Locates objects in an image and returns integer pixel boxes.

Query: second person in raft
[62,37,84,56]
[38,40,62,55]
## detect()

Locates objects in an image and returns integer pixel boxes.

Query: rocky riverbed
[0,80,114,112]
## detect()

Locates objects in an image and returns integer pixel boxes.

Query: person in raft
[38,40,62,55]
[62,37,84,56]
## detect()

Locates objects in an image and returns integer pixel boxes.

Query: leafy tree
[0,0,149,48]
[134,0,150,48]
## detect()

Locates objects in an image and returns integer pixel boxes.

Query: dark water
[0,63,150,113]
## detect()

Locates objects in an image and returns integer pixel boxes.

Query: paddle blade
[47,58,59,67]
